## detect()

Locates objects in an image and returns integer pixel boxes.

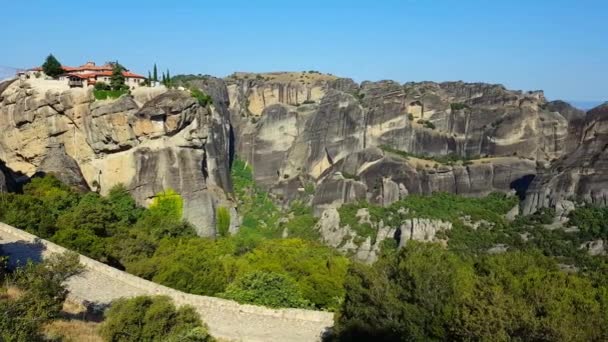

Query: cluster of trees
[332,242,608,341]
[147,63,173,87]
[0,252,83,341]
[0,173,347,310]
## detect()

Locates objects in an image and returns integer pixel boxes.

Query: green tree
[41,54,63,78]
[100,295,212,342]
[0,252,83,342]
[166,69,171,87]
[110,61,126,91]
[220,271,311,308]
[153,63,158,82]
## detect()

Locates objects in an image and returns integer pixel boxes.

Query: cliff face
[312,148,536,214]
[0,79,234,237]
[2,72,597,240]
[226,74,573,208]
[523,103,608,214]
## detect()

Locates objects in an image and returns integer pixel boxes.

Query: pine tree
[42,54,63,78]
[110,61,126,91]
[153,64,158,82]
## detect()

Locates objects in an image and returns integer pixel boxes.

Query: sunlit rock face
[523,103,608,214]
[0,80,234,237]
[225,74,570,205]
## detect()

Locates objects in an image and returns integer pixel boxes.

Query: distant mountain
[0,66,19,81]
[568,100,605,111]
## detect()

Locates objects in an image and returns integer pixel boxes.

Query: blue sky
[1,0,606,102]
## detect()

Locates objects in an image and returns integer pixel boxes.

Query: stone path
[0,223,333,341]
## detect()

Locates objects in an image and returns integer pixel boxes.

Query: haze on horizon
[1,0,606,104]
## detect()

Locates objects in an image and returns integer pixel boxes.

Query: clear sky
[1,0,606,102]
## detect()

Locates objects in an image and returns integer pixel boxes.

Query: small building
[27,61,146,89]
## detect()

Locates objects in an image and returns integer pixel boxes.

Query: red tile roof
[30,62,145,79]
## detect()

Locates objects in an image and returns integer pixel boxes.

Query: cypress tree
[166,69,171,87]
[42,54,63,78]
[153,64,158,82]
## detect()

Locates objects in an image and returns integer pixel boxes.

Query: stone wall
[0,222,333,342]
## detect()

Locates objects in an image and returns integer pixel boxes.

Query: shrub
[93,89,127,100]
[94,81,111,91]
[220,271,311,308]
[450,102,469,111]
[100,295,212,342]
[216,206,231,237]
[190,88,213,107]
[149,189,183,221]
[0,252,83,341]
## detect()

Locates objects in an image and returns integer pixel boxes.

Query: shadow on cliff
[510,174,535,201]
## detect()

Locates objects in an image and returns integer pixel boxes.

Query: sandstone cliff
[0,79,234,236]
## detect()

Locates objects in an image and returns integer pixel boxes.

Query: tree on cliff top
[110,61,127,91]
[42,54,63,78]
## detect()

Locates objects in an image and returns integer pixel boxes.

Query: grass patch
[93,89,128,100]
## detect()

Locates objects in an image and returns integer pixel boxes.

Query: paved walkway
[0,223,333,341]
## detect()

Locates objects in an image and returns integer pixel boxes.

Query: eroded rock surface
[226,75,572,206]
[523,103,608,214]
[0,80,234,236]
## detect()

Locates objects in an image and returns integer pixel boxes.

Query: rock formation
[36,142,89,191]
[315,207,452,263]
[0,79,234,236]
[1,72,597,240]
[226,75,572,207]
[523,103,608,214]
[0,159,16,193]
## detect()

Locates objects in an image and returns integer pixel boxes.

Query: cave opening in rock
[510,174,535,201]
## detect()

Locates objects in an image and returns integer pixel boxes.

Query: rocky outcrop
[316,207,451,263]
[523,103,608,214]
[0,159,16,193]
[0,80,234,237]
[226,75,572,204]
[312,148,536,213]
[37,143,89,191]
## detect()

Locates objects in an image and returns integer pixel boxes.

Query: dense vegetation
[0,251,83,341]
[1,157,607,340]
[100,295,213,342]
[0,170,346,310]
[332,242,608,341]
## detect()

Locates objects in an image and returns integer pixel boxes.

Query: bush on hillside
[100,295,213,342]
[220,271,311,308]
[0,252,83,342]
